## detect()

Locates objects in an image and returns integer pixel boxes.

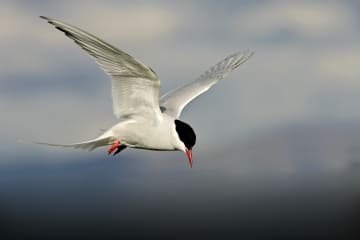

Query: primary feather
[160,51,254,118]
[40,16,162,121]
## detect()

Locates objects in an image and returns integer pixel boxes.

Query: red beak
[185,149,193,168]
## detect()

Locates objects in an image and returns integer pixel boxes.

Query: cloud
[234,1,355,41]
[0,1,188,78]
[57,3,183,43]
[1,0,360,167]
[316,48,360,82]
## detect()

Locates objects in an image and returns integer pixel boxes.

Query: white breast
[108,115,184,151]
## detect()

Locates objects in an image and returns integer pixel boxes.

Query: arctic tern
[39,16,253,167]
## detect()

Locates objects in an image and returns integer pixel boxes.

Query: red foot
[108,140,121,154]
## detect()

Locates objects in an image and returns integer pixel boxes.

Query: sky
[1,0,360,157]
[1,0,360,238]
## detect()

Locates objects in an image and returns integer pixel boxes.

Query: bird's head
[174,120,196,168]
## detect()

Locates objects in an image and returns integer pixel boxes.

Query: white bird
[39,16,253,167]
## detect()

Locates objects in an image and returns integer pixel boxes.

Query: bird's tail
[35,136,116,151]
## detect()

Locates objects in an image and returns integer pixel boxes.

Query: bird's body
[39,16,253,167]
[101,115,183,151]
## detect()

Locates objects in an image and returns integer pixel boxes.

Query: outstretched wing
[41,16,162,121]
[160,51,253,118]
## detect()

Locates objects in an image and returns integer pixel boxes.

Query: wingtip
[245,50,255,62]
[228,50,255,64]
[40,16,54,24]
[241,49,255,58]
[230,50,254,68]
[247,50,255,57]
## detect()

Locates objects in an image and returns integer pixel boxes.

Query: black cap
[175,120,196,150]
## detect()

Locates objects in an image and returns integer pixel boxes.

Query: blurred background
[1,0,360,238]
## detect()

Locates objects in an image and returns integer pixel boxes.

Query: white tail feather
[35,136,115,151]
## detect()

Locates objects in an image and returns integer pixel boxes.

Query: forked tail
[35,136,116,151]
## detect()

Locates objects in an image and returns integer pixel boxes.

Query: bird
[38,16,253,168]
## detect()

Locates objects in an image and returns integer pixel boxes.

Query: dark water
[0,154,359,239]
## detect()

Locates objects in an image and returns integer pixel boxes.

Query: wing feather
[160,51,253,118]
[41,16,161,120]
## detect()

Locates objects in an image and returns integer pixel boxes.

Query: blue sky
[1,0,360,172]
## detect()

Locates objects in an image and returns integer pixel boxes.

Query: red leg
[108,140,120,154]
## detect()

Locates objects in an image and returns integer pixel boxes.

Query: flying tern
[39,16,253,167]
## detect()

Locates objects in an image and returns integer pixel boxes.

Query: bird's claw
[112,144,127,156]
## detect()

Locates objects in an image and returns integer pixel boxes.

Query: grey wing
[41,16,162,120]
[160,51,254,118]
